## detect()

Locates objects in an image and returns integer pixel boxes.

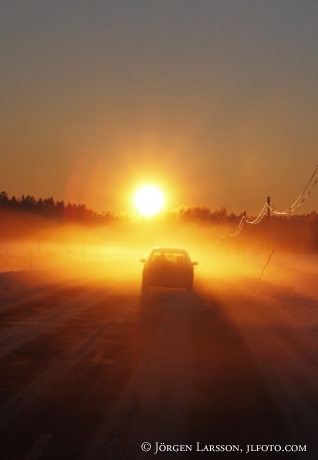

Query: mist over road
[0,274,316,459]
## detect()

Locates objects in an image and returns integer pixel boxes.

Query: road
[0,274,317,459]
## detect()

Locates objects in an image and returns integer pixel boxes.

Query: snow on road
[0,265,317,458]
[201,272,318,459]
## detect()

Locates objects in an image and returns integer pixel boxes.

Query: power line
[270,166,318,215]
[221,165,318,239]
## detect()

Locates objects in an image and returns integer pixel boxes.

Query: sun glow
[133,185,165,216]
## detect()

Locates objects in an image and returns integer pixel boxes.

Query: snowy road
[0,273,317,459]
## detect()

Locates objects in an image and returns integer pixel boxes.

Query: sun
[133,185,165,217]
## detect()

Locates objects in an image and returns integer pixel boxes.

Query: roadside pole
[37,237,44,270]
[243,211,246,273]
[267,196,271,279]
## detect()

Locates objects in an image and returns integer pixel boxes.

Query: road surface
[0,274,317,459]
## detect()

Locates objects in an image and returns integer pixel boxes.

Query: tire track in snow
[0,294,138,429]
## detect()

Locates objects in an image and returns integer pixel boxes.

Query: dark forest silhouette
[1,190,318,251]
[0,191,115,225]
[1,190,318,224]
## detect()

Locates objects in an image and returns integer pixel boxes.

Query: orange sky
[1,1,318,215]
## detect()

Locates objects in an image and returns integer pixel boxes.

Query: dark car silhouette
[140,247,198,292]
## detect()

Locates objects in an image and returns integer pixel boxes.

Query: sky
[1,0,318,216]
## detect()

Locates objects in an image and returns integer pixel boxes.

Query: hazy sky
[1,1,318,215]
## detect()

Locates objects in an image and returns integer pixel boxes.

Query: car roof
[151,247,188,253]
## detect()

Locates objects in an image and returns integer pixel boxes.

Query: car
[140,247,198,293]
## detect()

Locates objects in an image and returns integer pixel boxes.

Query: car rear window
[151,251,187,264]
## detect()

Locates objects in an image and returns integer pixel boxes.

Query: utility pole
[243,211,246,273]
[267,196,271,278]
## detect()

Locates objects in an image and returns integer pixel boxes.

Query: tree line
[1,190,318,226]
[0,191,115,224]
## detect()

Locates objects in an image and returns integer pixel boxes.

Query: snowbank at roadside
[0,270,75,306]
[236,267,318,365]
